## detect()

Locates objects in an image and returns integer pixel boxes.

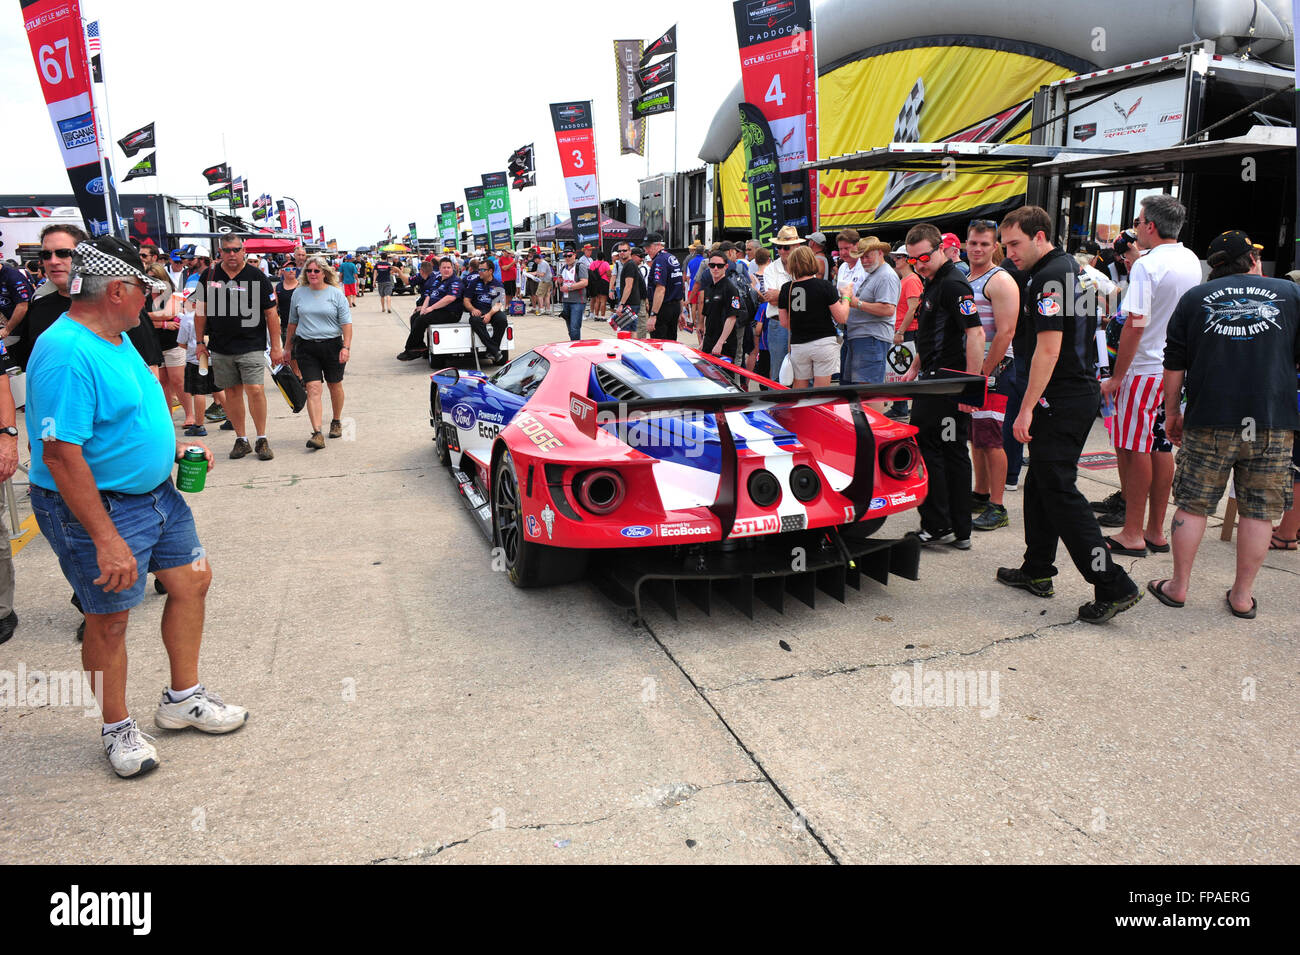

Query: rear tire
[492,451,588,587]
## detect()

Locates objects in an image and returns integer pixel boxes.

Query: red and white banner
[549,101,603,248]
[20,0,119,236]
[732,0,818,228]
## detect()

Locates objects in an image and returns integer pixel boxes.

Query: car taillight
[789,465,821,503]
[432,331,440,345]
[747,469,781,507]
[880,439,920,479]
[574,469,625,515]
[506,327,514,341]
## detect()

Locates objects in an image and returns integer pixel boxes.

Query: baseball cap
[643,232,664,245]
[1078,239,1101,256]
[1206,230,1263,266]
[940,232,962,249]
[170,249,184,262]
[71,235,166,294]
[808,231,828,247]
[1111,229,1138,256]
[892,244,908,256]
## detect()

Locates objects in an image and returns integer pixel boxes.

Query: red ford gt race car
[430,333,984,619]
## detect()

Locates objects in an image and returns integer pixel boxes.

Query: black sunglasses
[221,247,243,253]
[40,248,74,260]
[708,262,727,269]
[303,268,323,273]
[969,219,998,231]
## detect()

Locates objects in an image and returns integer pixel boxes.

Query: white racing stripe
[726,412,805,522]
[621,338,687,379]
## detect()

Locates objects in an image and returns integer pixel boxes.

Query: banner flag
[635,53,674,92]
[549,100,603,248]
[276,199,286,230]
[208,183,231,202]
[639,24,675,67]
[632,84,675,118]
[614,40,646,156]
[481,171,514,251]
[508,142,536,188]
[737,102,783,249]
[318,225,325,244]
[439,202,457,250]
[732,0,818,228]
[21,0,121,236]
[117,120,153,157]
[408,221,417,245]
[123,150,155,181]
[202,162,229,185]
[252,205,267,221]
[300,219,312,238]
[464,185,490,251]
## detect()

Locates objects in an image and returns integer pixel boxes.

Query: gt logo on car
[513,412,564,452]
[729,515,781,538]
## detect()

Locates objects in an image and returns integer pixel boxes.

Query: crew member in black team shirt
[397,258,463,360]
[699,254,745,361]
[900,223,984,548]
[996,205,1141,623]
[462,260,508,365]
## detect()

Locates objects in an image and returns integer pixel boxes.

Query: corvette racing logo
[451,403,476,429]
[1113,97,1143,121]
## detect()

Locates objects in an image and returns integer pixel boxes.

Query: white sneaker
[155,685,248,734]
[103,718,160,778]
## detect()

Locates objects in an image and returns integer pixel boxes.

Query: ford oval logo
[869,497,888,511]
[620,525,653,539]
[86,177,105,195]
[451,402,476,429]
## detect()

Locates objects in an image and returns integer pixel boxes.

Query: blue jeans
[767,320,790,382]
[1003,358,1027,485]
[840,336,889,385]
[30,479,203,615]
[561,301,585,341]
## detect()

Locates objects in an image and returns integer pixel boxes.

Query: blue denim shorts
[839,336,889,385]
[30,479,203,615]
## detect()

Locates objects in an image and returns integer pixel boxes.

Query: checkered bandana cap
[72,241,166,294]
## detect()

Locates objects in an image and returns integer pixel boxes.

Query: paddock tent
[700,0,1295,231]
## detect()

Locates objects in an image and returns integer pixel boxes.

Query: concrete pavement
[1,291,1295,864]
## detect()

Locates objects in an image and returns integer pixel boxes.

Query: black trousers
[404,307,461,352]
[1021,391,1134,600]
[651,299,681,341]
[912,393,972,539]
[470,313,507,353]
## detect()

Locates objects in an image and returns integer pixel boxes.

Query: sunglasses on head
[906,250,937,265]
[969,219,998,231]
[40,248,74,260]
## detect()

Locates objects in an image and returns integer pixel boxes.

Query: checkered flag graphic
[880,77,939,218]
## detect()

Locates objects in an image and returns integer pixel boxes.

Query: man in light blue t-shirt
[27,236,249,780]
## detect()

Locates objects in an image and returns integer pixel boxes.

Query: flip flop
[1104,536,1148,558]
[1146,579,1184,608]
[1226,591,1257,619]
[1145,539,1171,554]
[1269,532,1298,550]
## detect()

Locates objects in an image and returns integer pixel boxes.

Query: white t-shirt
[1119,242,1203,377]
[766,255,791,294]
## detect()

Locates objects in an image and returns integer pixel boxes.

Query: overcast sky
[0,1,751,247]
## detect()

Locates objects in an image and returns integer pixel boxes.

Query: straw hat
[856,236,892,256]
[772,225,805,246]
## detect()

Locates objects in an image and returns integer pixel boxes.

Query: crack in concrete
[365,778,765,864]
[707,619,1079,694]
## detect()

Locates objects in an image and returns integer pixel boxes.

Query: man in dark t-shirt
[194,236,282,461]
[900,223,983,547]
[1154,230,1300,617]
[998,206,1139,623]
[699,254,745,361]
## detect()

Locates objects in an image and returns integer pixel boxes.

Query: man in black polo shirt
[462,260,508,364]
[900,223,984,548]
[997,205,1140,623]
[194,236,282,460]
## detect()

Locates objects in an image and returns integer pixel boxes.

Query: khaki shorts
[789,336,840,380]
[1173,426,1294,521]
[162,345,186,368]
[211,350,265,390]
[537,281,553,298]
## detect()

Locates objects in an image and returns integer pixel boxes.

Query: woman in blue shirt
[285,257,353,449]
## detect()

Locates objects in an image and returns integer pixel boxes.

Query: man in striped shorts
[1099,195,1202,558]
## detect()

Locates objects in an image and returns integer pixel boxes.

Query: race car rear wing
[568,370,986,538]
